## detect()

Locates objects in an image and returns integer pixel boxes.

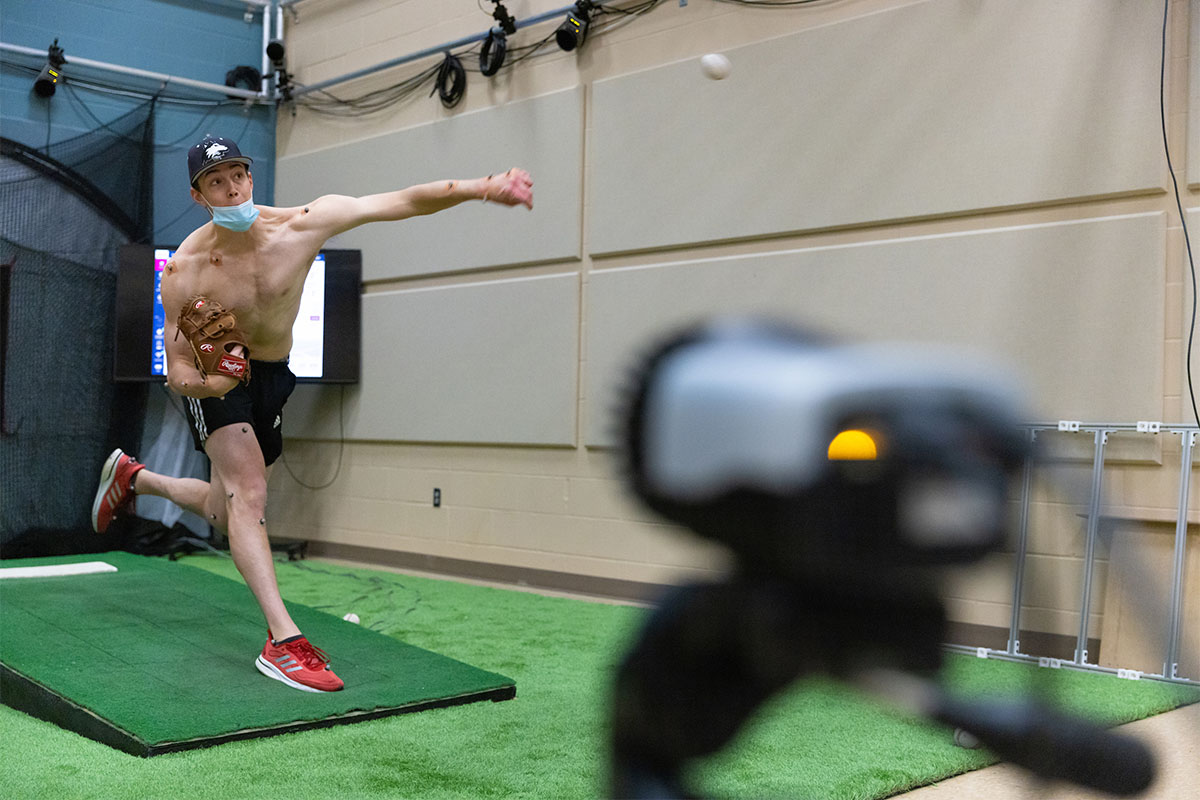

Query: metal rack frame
[946,421,1200,686]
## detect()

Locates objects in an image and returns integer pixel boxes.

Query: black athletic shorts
[183,359,297,467]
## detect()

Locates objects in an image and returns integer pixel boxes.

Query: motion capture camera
[489,1,517,35]
[266,39,292,102]
[266,39,286,68]
[621,320,1029,579]
[33,39,67,98]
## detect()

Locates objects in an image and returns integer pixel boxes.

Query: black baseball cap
[188,136,253,186]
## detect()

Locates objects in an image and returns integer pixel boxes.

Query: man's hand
[483,168,533,210]
[169,344,245,399]
[199,344,246,397]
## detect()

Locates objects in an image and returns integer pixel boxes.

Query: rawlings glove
[175,295,251,382]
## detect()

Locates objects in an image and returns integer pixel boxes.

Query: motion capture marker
[302,207,309,213]
[242,427,248,433]
[259,518,266,526]
[210,514,217,520]
[827,429,878,461]
[227,492,234,499]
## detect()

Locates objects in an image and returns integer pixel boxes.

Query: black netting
[0,106,154,553]
[0,238,116,540]
[1,97,154,243]
[0,154,130,269]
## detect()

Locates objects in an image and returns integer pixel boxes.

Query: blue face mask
[209,195,260,232]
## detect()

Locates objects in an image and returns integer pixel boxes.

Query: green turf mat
[2,554,1196,799]
[690,662,1200,799]
[0,552,514,754]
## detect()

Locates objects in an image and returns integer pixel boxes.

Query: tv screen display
[115,244,360,383]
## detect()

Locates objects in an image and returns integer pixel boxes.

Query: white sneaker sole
[91,448,124,533]
[255,654,333,693]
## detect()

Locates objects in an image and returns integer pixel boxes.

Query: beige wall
[270,0,1200,663]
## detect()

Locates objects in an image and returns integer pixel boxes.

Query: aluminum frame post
[1007,429,1037,654]
[261,2,275,101]
[1074,428,1109,665]
[1164,430,1197,679]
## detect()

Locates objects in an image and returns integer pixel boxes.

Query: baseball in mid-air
[700,53,732,80]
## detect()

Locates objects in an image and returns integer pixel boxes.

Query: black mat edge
[1,661,151,756]
[145,684,517,756]
[2,660,515,757]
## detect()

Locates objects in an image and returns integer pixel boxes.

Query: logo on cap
[204,142,228,161]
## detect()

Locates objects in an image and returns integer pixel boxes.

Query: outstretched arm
[294,168,533,238]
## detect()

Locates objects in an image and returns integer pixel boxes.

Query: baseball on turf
[700,53,731,80]
[953,728,981,749]
[343,612,360,624]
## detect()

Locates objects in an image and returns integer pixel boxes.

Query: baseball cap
[188,136,253,186]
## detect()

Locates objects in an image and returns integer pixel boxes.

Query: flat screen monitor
[114,244,360,383]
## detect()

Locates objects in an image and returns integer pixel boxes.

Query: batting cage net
[0,99,154,555]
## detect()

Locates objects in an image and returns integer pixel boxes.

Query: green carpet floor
[1,552,1196,799]
[0,553,513,752]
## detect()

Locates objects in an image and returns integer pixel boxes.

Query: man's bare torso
[163,205,323,361]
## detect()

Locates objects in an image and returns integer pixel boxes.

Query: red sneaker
[256,633,345,693]
[91,448,145,533]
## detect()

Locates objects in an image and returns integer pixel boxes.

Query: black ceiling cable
[714,0,828,6]
[432,51,466,108]
[1159,0,1200,426]
[297,60,443,117]
[480,0,516,76]
[279,385,346,491]
[290,0,670,117]
[480,30,507,76]
[61,82,240,151]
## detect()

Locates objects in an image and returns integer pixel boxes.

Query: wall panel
[286,273,579,445]
[275,88,583,280]
[585,214,1166,444]
[590,0,1164,254]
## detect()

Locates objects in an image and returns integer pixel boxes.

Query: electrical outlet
[433,488,441,508]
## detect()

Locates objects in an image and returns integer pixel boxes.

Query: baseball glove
[175,295,251,382]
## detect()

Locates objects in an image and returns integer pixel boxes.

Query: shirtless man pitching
[91,135,533,692]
